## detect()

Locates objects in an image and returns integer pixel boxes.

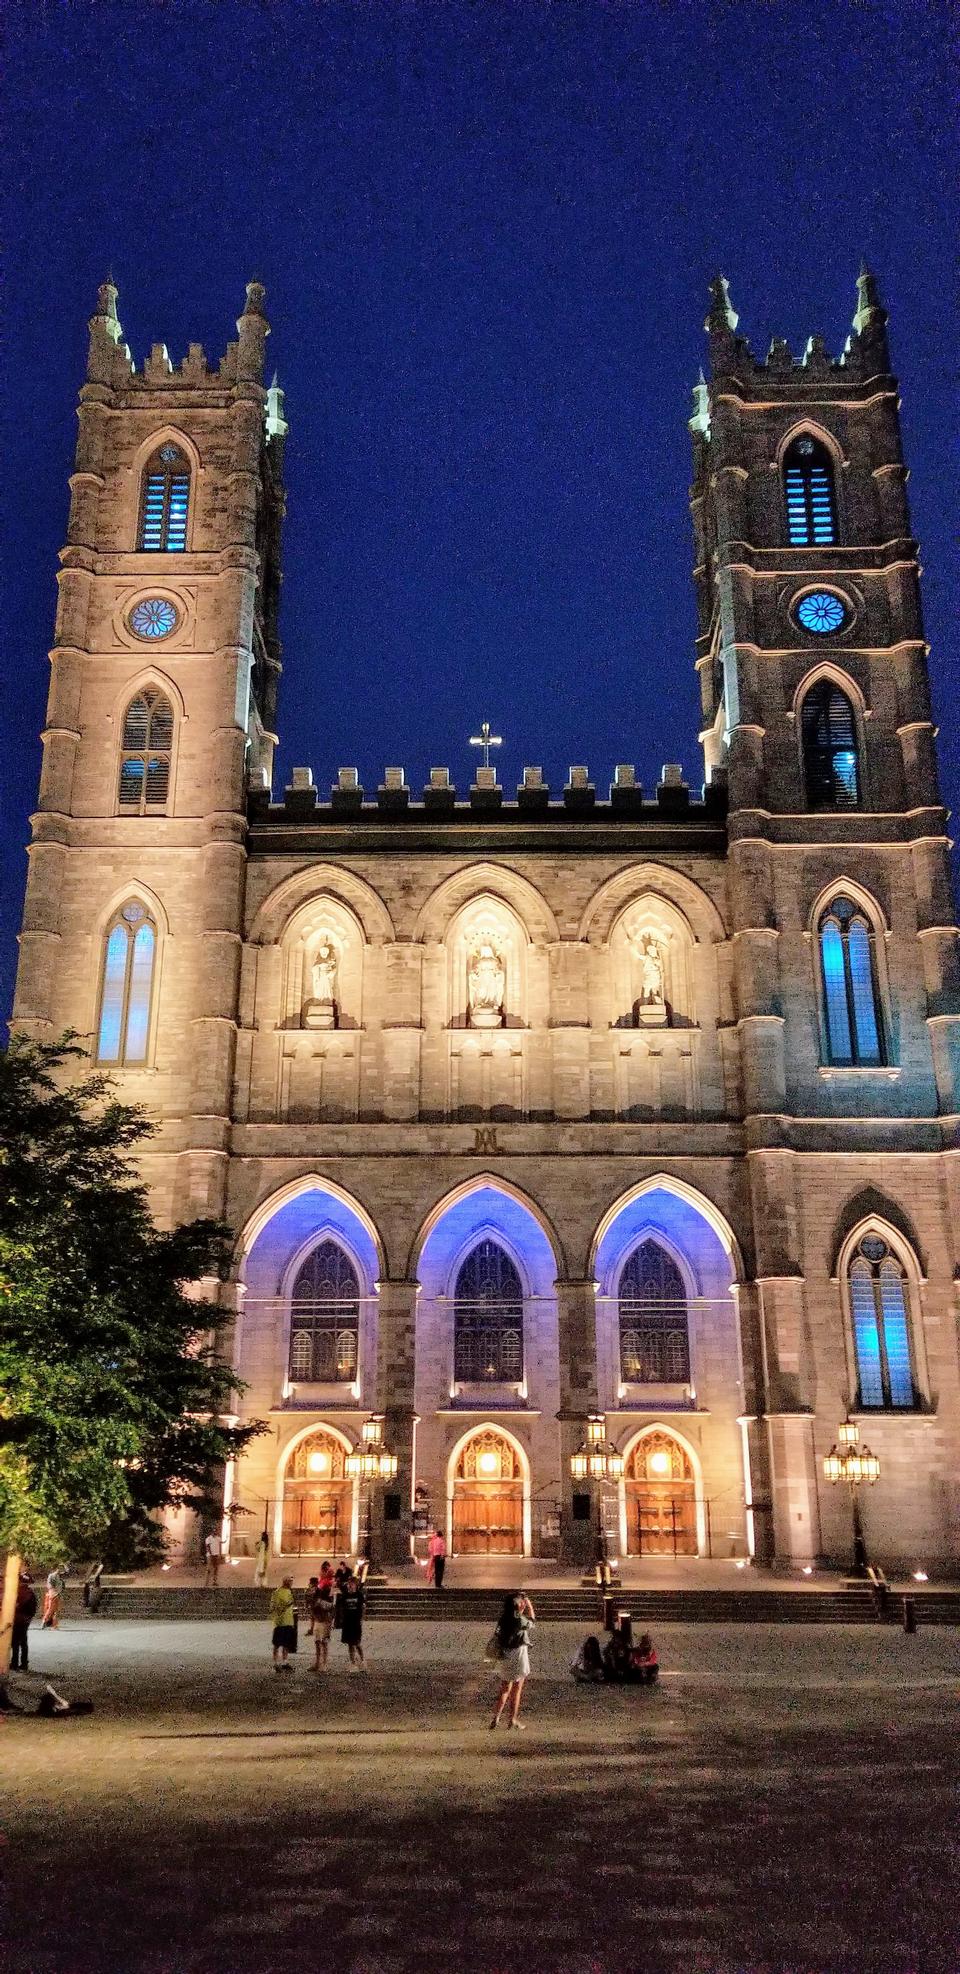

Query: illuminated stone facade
[14,274,960,1571]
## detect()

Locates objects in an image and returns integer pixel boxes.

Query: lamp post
[822,1417,880,1574]
[570,1413,624,1579]
[346,1415,398,1575]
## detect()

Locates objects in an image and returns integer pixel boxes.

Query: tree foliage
[0,1037,262,1563]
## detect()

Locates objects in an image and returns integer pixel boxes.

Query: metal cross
[469,722,502,770]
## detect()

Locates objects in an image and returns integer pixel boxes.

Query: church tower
[12,281,287,1229]
[691,271,960,1563]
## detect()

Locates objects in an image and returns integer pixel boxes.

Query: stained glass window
[96,902,156,1065]
[118,689,174,812]
[454,1239,524,1383]
[784,435,838,546]
[618,1239,690,1383]
[129,598,178,640]
[818,897,884,1065]
[796,591,848,635]
[288,1240,360,1383]
[850,1236,915,1408]
[138,444,190,551]
[800,681,860,809]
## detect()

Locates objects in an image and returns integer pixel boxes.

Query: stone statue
[305,935,338,1029]
[638,936,664,1006]
[467,937,505,1028]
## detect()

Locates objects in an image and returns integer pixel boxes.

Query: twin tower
[13,272,960,1572]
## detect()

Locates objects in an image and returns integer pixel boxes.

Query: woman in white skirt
[489,1591,536,1729]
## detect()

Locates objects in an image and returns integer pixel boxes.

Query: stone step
[58,1583,960,1623]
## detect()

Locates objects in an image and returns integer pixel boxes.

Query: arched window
[454,1239,523,1383]
[818,896,884,1066]
[849,1234,916,1408]
[96,901,157,1064]
[784,435,838,546]
[138,443,190,551]
[800,680,860,809]
[288,1240,360,1384]
[618,1239,690,1383]
[118,689,174,812]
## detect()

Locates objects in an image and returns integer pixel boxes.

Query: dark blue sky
[2,1,957,1018]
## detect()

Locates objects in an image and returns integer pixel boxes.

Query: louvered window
[849,1235,915,1408]
[801,681,860,809]
[618,1239,690,1383]
[96,901,157,1065]
[288,1240,360,1384]
[784,435,838,546]
[819,897,884,1066]
[453,1240,524,1383]
[118,689,174,812]
[138,443,190,551]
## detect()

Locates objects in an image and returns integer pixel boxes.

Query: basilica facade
[14,272,960,1572]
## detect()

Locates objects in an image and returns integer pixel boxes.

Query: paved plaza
[2,1618,958,1974]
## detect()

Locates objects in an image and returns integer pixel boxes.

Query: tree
[0,1037,263,1670]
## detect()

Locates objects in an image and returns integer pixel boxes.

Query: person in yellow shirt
[269,1576,297,1672]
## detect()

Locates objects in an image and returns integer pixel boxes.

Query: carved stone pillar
[375,1278,420,1566]
[555,1277,600,1568]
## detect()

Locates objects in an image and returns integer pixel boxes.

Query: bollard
[602,1592,617,1632]
[616,1609,633,1646]
[902,1594,917,1634]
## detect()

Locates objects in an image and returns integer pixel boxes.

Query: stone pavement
[2,1620,958,1974]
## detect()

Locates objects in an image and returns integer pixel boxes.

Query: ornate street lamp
[822,1416,880,1574]
[346,1416,398,1570]
[570,1413,624,1571]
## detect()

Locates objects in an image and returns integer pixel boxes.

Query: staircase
[63,1583,960,1624]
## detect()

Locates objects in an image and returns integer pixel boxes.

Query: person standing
[311,1572,335,1670]
[269,1576,297,1672]
[427,1528,447,1590]
[204,1530,222,1587]
[12,1574,38,1669]
[489,1591,535,1729]
[339,1568,365,1667]
[253,1530,269,1587]
[42,1565,65,1629]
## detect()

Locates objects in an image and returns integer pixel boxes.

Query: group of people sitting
[571,1626,659,1685]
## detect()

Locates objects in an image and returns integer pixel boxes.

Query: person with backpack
[489,1591,535,1729]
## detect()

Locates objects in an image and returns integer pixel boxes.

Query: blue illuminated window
[96,902,156,1064]
[454,1240,523,1383]
[850,1235,915,1408]
[288,1240,359,1383]
[138,443,190,551]
[618,1240,690,1383]
[129,598,178,640]
[801,680,861,809]
[818,897,884,1066]
[118,689,173,812]
[784,435,838,545]
[796,591,847,635]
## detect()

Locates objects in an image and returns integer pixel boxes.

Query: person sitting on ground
[628,1632,659,1683]
[570,1634,606,1683]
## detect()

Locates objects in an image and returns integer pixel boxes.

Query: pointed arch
[811,884,888,1068]
[276,1420,359,1560]
[618,1421,706,1558]
[116,682,176,813]
[135,430,196,552]
[248,864,395,946]
[409,1172,564,1283]
[236,1172,386,1282]
[798,673,862,810]
[94,897,160,1066]
[590,1173,743,1282]
[579,864,727,946]
[778,425,841,547]
[414,862,559,946]
[446,1420,530,1557]
[835,1218,926,1411]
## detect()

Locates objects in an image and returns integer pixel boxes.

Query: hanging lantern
[570,1445,589,1481]
[823,1444,843,1484]
[837,1417,860,1448]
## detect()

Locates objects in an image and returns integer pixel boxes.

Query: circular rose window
[795,590,848,635]
[128,597,178,640]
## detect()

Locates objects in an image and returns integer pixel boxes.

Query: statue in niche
[304,935,339,1029]
[467,936,505,1029]
[633,933,667,1027]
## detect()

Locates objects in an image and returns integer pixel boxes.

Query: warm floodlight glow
[308,1450,331,1476]
[837,1418,860,1448]
[802,1565,813,1576]
[478,1449,499,1476]
[912,1570,928,1582]
[649,1449,671,1476]
[570,1447,589,1481]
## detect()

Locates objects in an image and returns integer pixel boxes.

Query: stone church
[13,270,960,1574]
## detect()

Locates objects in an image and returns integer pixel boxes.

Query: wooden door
[453,1486,523,1554]
[281,1485,349,1556]
[630,1486,697,1556]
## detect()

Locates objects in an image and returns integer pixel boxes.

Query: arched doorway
[625,1430,698,1557]
[281,1428,354,1557]
[451,1427,525,1555]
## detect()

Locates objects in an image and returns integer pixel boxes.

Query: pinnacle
[706,274,739,336]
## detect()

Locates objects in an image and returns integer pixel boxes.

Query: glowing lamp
[648,1449,671,1477]
[606,1449,624,1481]
[478,1449,499,1477]
[362,1415,385,1449]
[837,1417,860,1448]
[860,1447,880,1485]
[586,1414,607,1447]
[570,1447,589,1481]
[377,1450,398,1481]
[308,1450,331,1476]
[822,1445,843,1484]
[912,1570,928,1583]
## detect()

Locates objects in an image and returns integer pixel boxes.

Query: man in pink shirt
[427,1528,447,1590]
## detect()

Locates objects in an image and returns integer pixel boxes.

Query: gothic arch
[235,1172,387,1282]
[409,1172,565,1282]
[130,425,202,554]
[446,1420,531,1558]
[791,662,867,722]
[275,1420,359,1560]
[248,863,395,947]
[590,1173,743,1281]
[414,862,559,946]
[775,420,846,473]
[833,1217,929,1412]
[275,893,367,1032]
[607,891,699,1028]
[579,864,727,947]
[617,1420,707,1558]
[95,878,171,940]
[808,876,890,939]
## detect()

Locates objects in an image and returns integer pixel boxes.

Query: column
[555,1277,600,1569]
[375,1278,420,1566]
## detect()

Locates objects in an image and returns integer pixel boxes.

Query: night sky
[2,1,957,1020]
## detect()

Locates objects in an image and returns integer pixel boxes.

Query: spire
[86,278,128,382]
[688,366,711,440]
[266,370,288,443]
[705,274,739,336]
[851,260,890,371]
[236,279,270,383]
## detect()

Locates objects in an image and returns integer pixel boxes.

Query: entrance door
[625,1431,698,1557]
[281,1489,349,1557]
[452,1427,525,1556]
